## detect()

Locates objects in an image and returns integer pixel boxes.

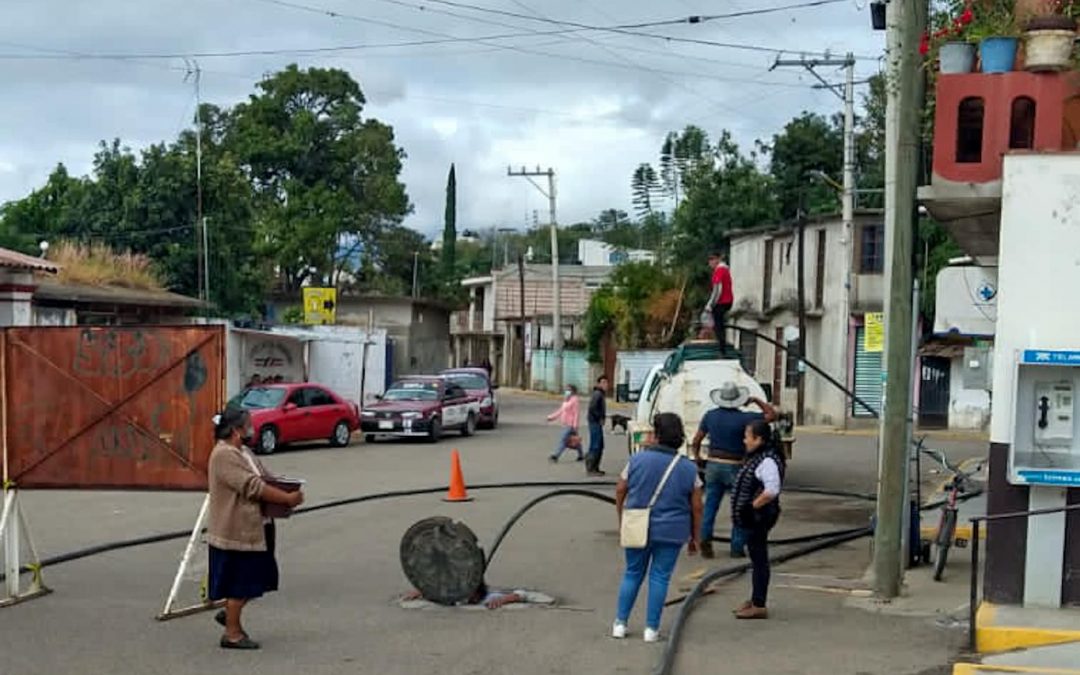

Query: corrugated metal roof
[0,246,59,273]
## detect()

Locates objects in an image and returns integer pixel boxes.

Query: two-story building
[451,264,613,387]
[727,212,886,427]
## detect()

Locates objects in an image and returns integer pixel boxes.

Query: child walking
[547,385,581,462]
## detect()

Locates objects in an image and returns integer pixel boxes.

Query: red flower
[959,8,974,24]
[919,32,930,55]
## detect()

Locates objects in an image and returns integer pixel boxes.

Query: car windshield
[235,387,288,409]
[443,373,488,390]
[382,381,439,401]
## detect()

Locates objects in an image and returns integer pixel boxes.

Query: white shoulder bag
[620,454,681,549]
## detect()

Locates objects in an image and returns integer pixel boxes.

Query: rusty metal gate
[1,326,224,490]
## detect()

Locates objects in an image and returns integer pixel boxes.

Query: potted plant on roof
[1022,0,1078,71]
[922,0,977,73]
[969,0,1023,72]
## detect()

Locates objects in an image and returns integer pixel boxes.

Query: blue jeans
[585,421,604,472]
[550,426,582,460]
[700,462,746,554]
[616,541,682,630]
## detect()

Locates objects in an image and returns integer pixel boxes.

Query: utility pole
[772,53,856,428]
[517,252,527,389]
[796,208,807,425]
[874,0,926,599]
[411,251,419,298]
[508,166,562,392]
[184,59,206,304]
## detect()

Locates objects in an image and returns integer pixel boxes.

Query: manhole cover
[399,516,485,606]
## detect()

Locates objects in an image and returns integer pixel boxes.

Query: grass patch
[48,241,163,290]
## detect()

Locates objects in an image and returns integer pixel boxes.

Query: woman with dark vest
[732,419,786,620]
[613,412,702,642]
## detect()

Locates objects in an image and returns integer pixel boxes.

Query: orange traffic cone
[443,449,473,502]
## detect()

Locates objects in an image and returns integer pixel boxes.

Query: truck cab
[629,340,776,457]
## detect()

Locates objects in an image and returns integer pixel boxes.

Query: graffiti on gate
[72,328,173,379]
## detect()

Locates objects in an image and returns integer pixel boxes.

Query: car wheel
[365,434,376,444]
[331,421,351,447]
[490,409,498,429]
[427,417,442,443]
[461,412,476,437]
[258,426,279,455]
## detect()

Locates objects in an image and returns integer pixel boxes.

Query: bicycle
[920,445,984,581]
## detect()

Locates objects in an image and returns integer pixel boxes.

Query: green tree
[762,112,843,219]
[630,163,662,218]
[442,163,457,276]
[227,64,410,291]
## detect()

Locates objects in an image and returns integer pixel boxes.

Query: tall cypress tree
[442,163,457,276]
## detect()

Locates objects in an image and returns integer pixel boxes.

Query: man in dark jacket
[585,376,609,476]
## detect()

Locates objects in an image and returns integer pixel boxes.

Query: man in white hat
[690,381,776,559]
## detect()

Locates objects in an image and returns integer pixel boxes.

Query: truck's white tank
[631,345,768,456]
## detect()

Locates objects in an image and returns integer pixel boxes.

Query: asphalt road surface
[1,393,982,675]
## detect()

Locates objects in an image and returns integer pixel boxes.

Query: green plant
[281,305,305,325]
[967,0,1021,39]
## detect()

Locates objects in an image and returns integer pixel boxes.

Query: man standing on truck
[585,375,609,476]
[704,252,734,354]
[690,381,776,559]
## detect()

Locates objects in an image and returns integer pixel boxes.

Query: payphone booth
[1009,350,1080,488]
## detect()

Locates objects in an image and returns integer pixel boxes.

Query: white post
[840,55,856,429]
[548,169,563,393]
[1,490,17,601]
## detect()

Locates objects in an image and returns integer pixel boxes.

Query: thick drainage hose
[654,526,875,675]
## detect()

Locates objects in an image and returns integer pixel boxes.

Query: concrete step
[977,603,1080,654]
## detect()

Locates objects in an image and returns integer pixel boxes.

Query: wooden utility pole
[874,0,926,599]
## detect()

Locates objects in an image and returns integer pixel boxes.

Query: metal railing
[967,502,1080,651]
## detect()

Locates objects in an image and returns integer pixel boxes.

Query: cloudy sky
[0,0,885,238]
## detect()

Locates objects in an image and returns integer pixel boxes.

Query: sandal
[220,635,261,650]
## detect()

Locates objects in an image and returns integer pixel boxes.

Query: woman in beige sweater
[208,407,304,650]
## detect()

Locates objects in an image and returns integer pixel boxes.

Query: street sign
[302,287,337,325]
[865,312,884,353]
[1021,349,1080,366]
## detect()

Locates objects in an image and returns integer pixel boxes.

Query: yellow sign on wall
[864,312,884,353]
[303,287,337,325]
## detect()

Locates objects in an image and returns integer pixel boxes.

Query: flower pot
[939,41,977,73]
[1023,29,1077,71]
[979,37,1019,73]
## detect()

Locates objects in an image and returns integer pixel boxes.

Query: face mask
[564,390,572,398]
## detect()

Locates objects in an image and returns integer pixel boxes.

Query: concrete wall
[492,265,610,319]
[0,271,35,327]
[985,153,1080,606]
[530,348,591,393]
[948,355,991,430]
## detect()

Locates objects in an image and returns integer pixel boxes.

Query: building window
[956,96,985,163]
[859,224,885,274]
[785,339,801,388]
[815,229,827,308]
[739,331,757,376]
[763,239,774,310]
[1009,96,1036,149]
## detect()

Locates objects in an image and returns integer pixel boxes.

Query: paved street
[0,393,982,675]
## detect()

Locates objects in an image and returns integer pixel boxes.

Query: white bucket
[939,42,976,74]
[1023,29,1077,71]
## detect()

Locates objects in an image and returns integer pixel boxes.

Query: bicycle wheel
[933,509,958,582]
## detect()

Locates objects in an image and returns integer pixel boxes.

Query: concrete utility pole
[508,166,562,392]
[184,59,207,304]
[874,0,926,599]
[772,53,856,427]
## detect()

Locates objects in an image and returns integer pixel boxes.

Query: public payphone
[1009,350,1080,486]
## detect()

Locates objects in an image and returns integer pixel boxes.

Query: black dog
[610,414,630,434]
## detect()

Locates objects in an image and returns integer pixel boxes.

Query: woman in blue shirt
[613,413,703,643]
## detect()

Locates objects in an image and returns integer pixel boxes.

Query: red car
[440,367,499,429]
[229,383,361,455]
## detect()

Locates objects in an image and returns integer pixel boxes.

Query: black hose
[0,480,616,582]
[485,489,616,571]
[654,526,874,675]
[724,324,881,419]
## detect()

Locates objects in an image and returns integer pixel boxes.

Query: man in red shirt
[706,252,734,352]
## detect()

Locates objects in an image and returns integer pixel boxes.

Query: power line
[410,0,877,58]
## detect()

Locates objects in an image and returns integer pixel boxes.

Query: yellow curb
[977,603,1080,654]
[955,664,1080,674]
[920,523,982,544]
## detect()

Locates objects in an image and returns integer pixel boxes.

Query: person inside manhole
[732,419,786,620]
[402,583,539,609]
